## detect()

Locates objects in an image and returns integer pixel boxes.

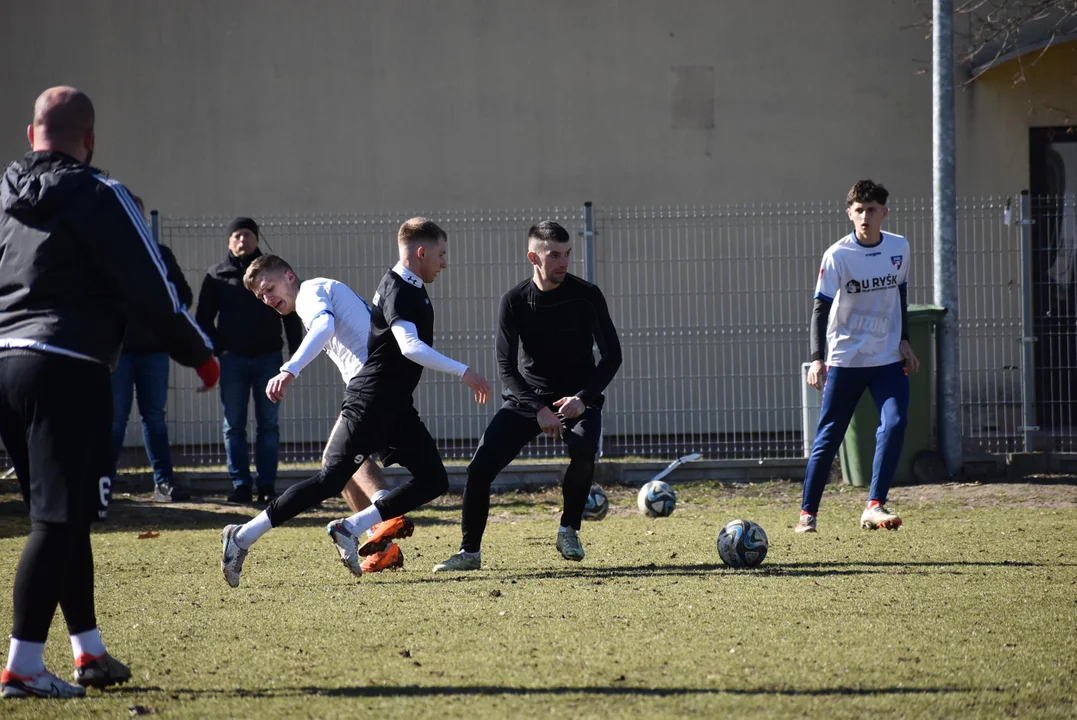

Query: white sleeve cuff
[281,311,335,377]
[390,320,468,377]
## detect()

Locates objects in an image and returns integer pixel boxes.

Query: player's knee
[569,443,598,468]
[429,469,450,498]
[465,460,497,490]
[881,408,908,432]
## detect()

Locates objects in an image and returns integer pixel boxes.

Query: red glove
[196,356,220,390]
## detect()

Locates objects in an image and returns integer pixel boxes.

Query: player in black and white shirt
[434,221,622,572]
[219,219,489,585]
[798,180,920,534]
[222,254,412,575]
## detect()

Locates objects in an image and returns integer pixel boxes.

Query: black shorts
[324,391,435,473]
[0,350,113,524]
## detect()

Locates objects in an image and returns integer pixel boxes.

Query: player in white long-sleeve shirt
[224,254,407,574]
[218,219,490,587]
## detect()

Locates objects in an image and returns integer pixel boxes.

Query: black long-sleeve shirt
[195,248,303,358]
[496,274,622,412]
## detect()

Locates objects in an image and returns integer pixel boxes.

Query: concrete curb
[115,458,810,494]
[109,453,1065,495]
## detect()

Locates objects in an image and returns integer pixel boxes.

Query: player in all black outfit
[0,87,219,699]
[220,218,490,586]
[434,221,622,571]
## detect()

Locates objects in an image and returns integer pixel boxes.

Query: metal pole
[584,201,594,283]
[1019,190,1038,451]
[933,0,962,476]
[151,209,160,244]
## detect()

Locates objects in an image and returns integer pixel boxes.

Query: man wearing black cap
[196,217,303,504]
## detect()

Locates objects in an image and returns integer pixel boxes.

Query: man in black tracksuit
[434,220,622,572]
[110,196,194,502]
[0,87,219,699]
[196,218,303,505]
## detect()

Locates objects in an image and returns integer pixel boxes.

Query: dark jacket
[0,151,213,370]
[122,244,194,353]
[195,248,303,358]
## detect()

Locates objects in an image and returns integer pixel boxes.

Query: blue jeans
[111,352,173,486]
[219,351,281,489]
[801,362,909,513]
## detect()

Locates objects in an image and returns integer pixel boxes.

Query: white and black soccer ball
[582,485,609,521]
[717,519,769,569]
[637,480,676,518]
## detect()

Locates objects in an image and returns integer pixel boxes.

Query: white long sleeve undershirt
[390,320,468,377]
[281,311,335,377]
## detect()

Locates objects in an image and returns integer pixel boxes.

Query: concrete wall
[1,0,944,214]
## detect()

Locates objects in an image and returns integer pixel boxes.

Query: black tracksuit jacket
[0,151,212,371]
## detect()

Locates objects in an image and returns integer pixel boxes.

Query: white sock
[344,505,382,537]
[5,638,46,676]
[234,511,273,549]
[460,550,480,558]
[70,628,106,662]
[366,491,391,536]
[559,525,570,534]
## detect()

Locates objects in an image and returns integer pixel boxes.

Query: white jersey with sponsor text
[294,278,371,383]
[814,231,909,368]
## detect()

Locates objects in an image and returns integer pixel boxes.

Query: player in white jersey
[798,180,920,534]
[233,254,408,574]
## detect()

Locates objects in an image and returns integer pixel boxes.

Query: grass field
[1,479,1075,718]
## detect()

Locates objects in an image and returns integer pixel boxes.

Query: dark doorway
[1030,127,1077,431]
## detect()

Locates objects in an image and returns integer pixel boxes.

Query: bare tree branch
[908,0,1077,74]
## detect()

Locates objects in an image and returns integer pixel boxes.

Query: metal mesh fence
[592,197,1025,459]
[45,194,1077,471]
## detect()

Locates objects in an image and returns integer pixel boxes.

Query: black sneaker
[257,486,278,505]
[227,485,253,504]
[153,481,191,503]
[74,652,132,689]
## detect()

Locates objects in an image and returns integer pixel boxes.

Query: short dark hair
[847,180,889,206]
[527,221,570,245]
[398,217,446,247]
[243,254,295,292]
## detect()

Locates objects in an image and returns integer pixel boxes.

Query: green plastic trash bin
[839,304,947,487]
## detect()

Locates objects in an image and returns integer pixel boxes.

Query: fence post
[151,209,159,244]
[932,0,962,476]
[1019,190,1038,451]
[584,201,594,283]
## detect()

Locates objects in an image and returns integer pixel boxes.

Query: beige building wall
[958,41,1077,196]
[2,0,944,214]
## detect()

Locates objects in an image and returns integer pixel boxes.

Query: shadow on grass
[391,558,1065,584]
[0,497,459,539]
[116,683,990,699]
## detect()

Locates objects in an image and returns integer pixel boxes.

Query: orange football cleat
[360,542,405,573]
[358,515,415,556]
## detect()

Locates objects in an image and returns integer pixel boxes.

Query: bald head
[28,86,95,163]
